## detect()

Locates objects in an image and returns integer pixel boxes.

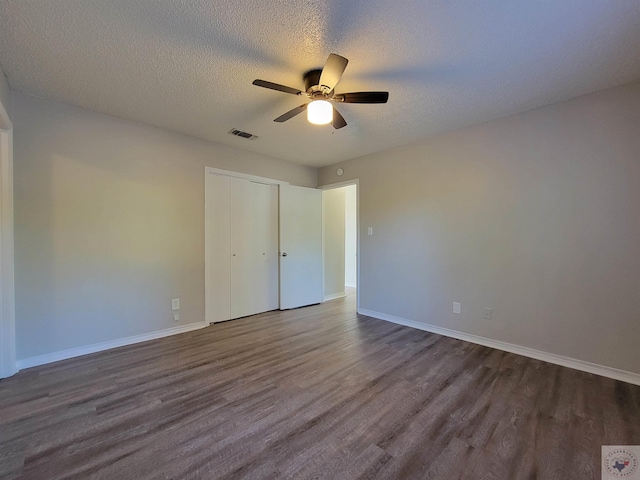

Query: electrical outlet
[367,227,373,236]
[173,312,180,322]
[172,298,180,311]
[484,308,492,320]
[453,302,461,314]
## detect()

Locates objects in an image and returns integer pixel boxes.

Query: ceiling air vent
[229,128,258,140]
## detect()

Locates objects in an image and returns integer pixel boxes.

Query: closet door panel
[230,179,275,319]
[230,178,253,319]
[250,183,279,313]
[246,181,269,316]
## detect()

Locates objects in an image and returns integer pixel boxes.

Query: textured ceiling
[1,1,640,167]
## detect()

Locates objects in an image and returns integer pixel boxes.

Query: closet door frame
[204,167,288,325]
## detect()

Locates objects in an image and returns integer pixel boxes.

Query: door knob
[281,252,287,257]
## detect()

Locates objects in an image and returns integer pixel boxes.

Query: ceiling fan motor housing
[304,69,325,94]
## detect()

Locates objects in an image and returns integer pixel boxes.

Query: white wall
[318,81,640,375]
[13,93,316,361]
[344,185,357,288]
[323,188,346,299]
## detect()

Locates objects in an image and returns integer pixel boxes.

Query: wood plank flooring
[1,293,640,479]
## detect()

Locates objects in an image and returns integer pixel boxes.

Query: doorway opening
[321,182,358,305]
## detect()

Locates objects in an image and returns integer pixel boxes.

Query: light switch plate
[172,298,180,311]
[367,227,373,236]
[453,302,461,314]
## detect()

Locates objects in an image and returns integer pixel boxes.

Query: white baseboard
[358,308,640,386]
[324,292,346,302]
[345,283,357,289]
[16,322,207,370]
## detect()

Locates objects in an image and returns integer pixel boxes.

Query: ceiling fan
[252,53,389,129]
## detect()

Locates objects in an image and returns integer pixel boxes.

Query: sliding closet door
[230,179,278,319]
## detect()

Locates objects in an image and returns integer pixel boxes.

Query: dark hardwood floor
[1,293,640,479]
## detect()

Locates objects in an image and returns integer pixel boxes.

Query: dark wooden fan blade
[319,54,348,91]
[339,91,389,103]
[253,79,301,95]
[332,107,347,129]
[274,104,308,122]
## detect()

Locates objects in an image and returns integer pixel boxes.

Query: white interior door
[279,184,323,309]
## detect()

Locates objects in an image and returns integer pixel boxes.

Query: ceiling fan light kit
[307,100,333,125]
[252,53,389,129]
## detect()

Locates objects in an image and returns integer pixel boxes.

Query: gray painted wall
[323,188,346,298]
[13,93,316,360]
[318,81,640,374]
